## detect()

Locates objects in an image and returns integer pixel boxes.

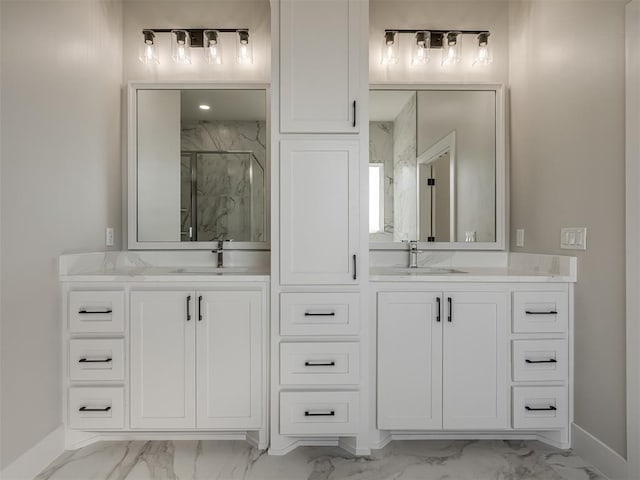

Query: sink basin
[373,267,467,275]
[170,266,249,274]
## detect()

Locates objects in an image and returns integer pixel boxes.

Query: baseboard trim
[1,425,65,480]
[572,424,628,480]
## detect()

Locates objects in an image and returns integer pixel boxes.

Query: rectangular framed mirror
[127,83,269,250]
[369,84,506,250]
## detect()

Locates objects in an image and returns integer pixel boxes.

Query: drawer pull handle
[186,295,191,321]
[525,358,557,364]
[436,297,441,322]
[79,406,111,412]
[304,312,336,317]
[304,361,336,367]
[304,410,335,417]
[525,310,558,315]
[447,297,452,322]
[78,309,112,314]
[78,358,112,363]
[198,295,203,321]
[525,405,557,411]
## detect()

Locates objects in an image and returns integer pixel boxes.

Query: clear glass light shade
[204,30,223,64]
[381,32,399,65]
[441,32,462,66]
[473,33,492,66]
[236,30,253,64]
[411,31,431,65]
[139,30,159,64]
[171,30,191,64]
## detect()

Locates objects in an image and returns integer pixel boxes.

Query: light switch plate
[516,229,525,248]
[561,227,587,250]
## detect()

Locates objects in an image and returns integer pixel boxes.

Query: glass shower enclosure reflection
[180,151,265,242]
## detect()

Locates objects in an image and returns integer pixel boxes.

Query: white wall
[0,0,123,469]
[509,0,627,457]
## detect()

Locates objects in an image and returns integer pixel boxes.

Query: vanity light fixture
[473,32,492,66]
[236,30,253,64]
[138,28,251,66]
[139,30,159,64]
[381,31,399,65]
[171,30,192,64]
[382,29,492,67]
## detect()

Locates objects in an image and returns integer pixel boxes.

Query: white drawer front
[280,293,360,336]
[512,386,568,430]
[69,339,125,382]
[513,291,568,333]
[68,387,124,430]
[280,342,360,385]
[280,391,359,436]
[513,340,568,382]
[69,291,125,333]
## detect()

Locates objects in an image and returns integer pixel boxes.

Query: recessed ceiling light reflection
[199,104,211,110]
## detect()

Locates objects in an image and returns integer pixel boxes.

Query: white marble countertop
[369,266,575,283]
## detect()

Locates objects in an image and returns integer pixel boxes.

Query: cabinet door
[377,292,443,430]
[280,140,360,285]
[130,291,196,429]
[280,0,360,133]
[196,291,262,429]
[442,292,508,430]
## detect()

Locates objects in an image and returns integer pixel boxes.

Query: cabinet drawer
[512,340,568,382]
[280,293,360,336]
[280,342,359,385]
[69,291,125,333]
[512,386,568,430]
[68,387,124,430]
[512,291,568,333]
[280,391,359,436]
[69,339,125,382]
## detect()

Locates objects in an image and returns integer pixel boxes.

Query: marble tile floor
[34,440,606,480]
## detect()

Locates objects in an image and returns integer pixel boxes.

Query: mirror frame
[127,82,271,250]
[368,83,507,251]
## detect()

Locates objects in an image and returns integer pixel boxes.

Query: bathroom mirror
[369,85,506,250]
[128,83,268,250]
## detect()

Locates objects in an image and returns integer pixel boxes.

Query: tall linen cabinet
[270,0,370,455]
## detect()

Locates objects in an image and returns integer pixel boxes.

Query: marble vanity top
[369,252,577,283]
[59,251,270,282]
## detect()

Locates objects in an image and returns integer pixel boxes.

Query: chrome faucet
[408,240,423,268]
[212,240,224,268]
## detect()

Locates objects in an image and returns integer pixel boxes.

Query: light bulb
[441,32,462,66]
[171,30,191,64]
[473,32,492,66]
[204,30,223,65]
[139,30,159,64]
[381,31,399,65]
[236,30,253,64]
[411,31,430,65]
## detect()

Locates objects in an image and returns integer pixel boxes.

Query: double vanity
[60,0,578,457]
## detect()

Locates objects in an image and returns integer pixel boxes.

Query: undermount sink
[374,266,467,275]
[170,266,249,274]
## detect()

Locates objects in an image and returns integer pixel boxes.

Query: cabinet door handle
[78,309,112,315]
[186,295,191,321]
[79,406,111,412]
[525,310,558,315]
[352,100,357,128]
[198,295,203,321]
[304,312,336,317]
[436,297,441,322]
[447,297,452,322]
[304,361,336,367]
[305,410,335,417]
[525,405,557,411]
[525,358,557,364]
[353,254,357,280]
[78,358,112,363]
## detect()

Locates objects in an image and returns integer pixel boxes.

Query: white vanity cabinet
[280,139,361,285]
[130,289,263,430]
[378,290,509,431]
[280,0,361,133]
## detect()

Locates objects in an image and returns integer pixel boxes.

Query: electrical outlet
[561,227,587,250]
[516,229,525,247]
[106,227,114,247]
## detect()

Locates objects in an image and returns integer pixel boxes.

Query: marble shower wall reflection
[180,121,266,242]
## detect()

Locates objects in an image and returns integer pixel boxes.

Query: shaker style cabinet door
[442,291,509,430]
[280,0,360,133]
[130,291,196,429]
[280,139,360,285]
[377,292,443,430]
[196,291,262,429]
